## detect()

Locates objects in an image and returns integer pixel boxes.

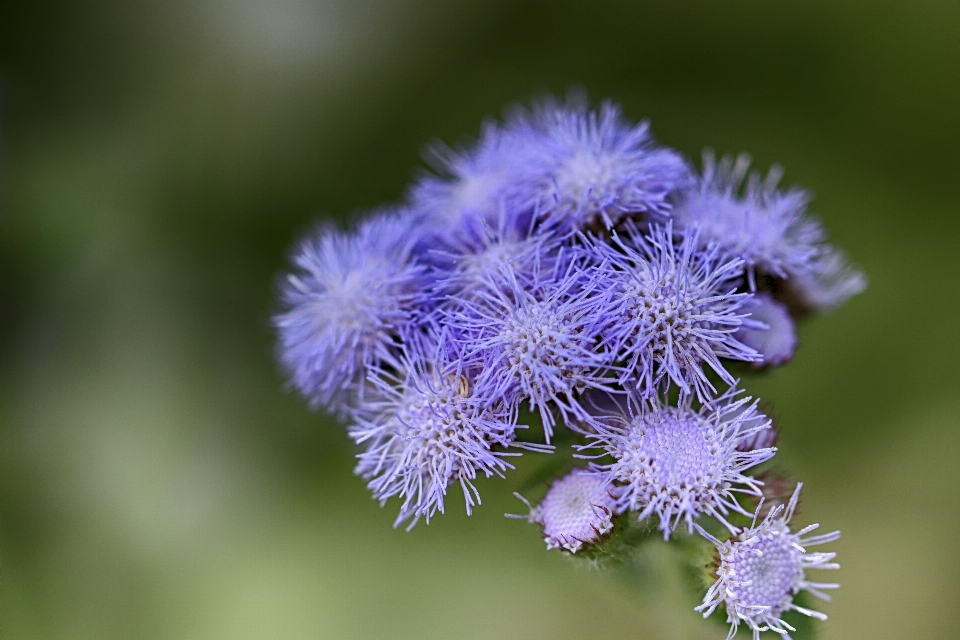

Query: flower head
[275,209,426,411]
[586,222,760,401]
[424,207,562,304]
[447,255,618,441]
[350,335,538,529]
[411,120,533,236]
[584,390,776,539]
[509,99,690,231]
[696,483,841,640]
[672,153,825,290]
[510,470,616,553]
[735,292,798,367]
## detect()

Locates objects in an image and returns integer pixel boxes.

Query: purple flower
[424,207,562,304]
[696,483,841,639]
[274,209,427,411]
[509,99,690,231]
[585,223,760,401]
[350,335,543,529]
[672,153,824,290]
[411,120,534,236]
[673,153,866,313]
[735,292,798,367]
[582,390,776,539]
[447,256,618,442]
[509,469,616,553]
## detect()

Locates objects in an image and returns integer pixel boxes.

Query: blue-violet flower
[584,390,776,539]
[672,153,824,290]
[510,99,690,231]
[586,222,760,401]
[448,256,618,441]
[510,469,616,553]
[696,483,841,640]
[349,336,535,529]
[275,209,426,411]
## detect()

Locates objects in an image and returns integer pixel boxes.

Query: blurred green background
[1,1,958,638]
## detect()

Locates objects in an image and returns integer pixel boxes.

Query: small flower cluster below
[275,98,859,637]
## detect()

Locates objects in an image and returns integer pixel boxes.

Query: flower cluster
[275,98,860,636]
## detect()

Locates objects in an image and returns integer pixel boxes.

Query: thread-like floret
[449,257,617,441]
[584,391,776,539]
[587,223,760,401]
[275,210,426,411]
[696,483,841,640]
[350,337,540,529]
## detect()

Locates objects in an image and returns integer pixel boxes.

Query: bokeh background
[1,1,958,638]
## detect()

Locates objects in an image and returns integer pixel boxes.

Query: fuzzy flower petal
[696,483,841,640]
[349,335,536,529]
[585,222,760,401]
[275,209,427,411]
[583,389,776,539]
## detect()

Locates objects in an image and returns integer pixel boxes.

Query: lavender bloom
[509,99,690,231]
[509,470,616,553]
[425,207,562,304]
[674,152,866,312]
[448,256,618,441]
[411,120,533,236]
[583,390,776,539]
[275,209,426,411]
[586,223,760,401]
[696,483,841,640]
[350,336,542,529]
[735,292,798,367]
[672,153,824,290]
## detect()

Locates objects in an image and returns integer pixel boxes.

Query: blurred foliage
[1,1,959,638]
